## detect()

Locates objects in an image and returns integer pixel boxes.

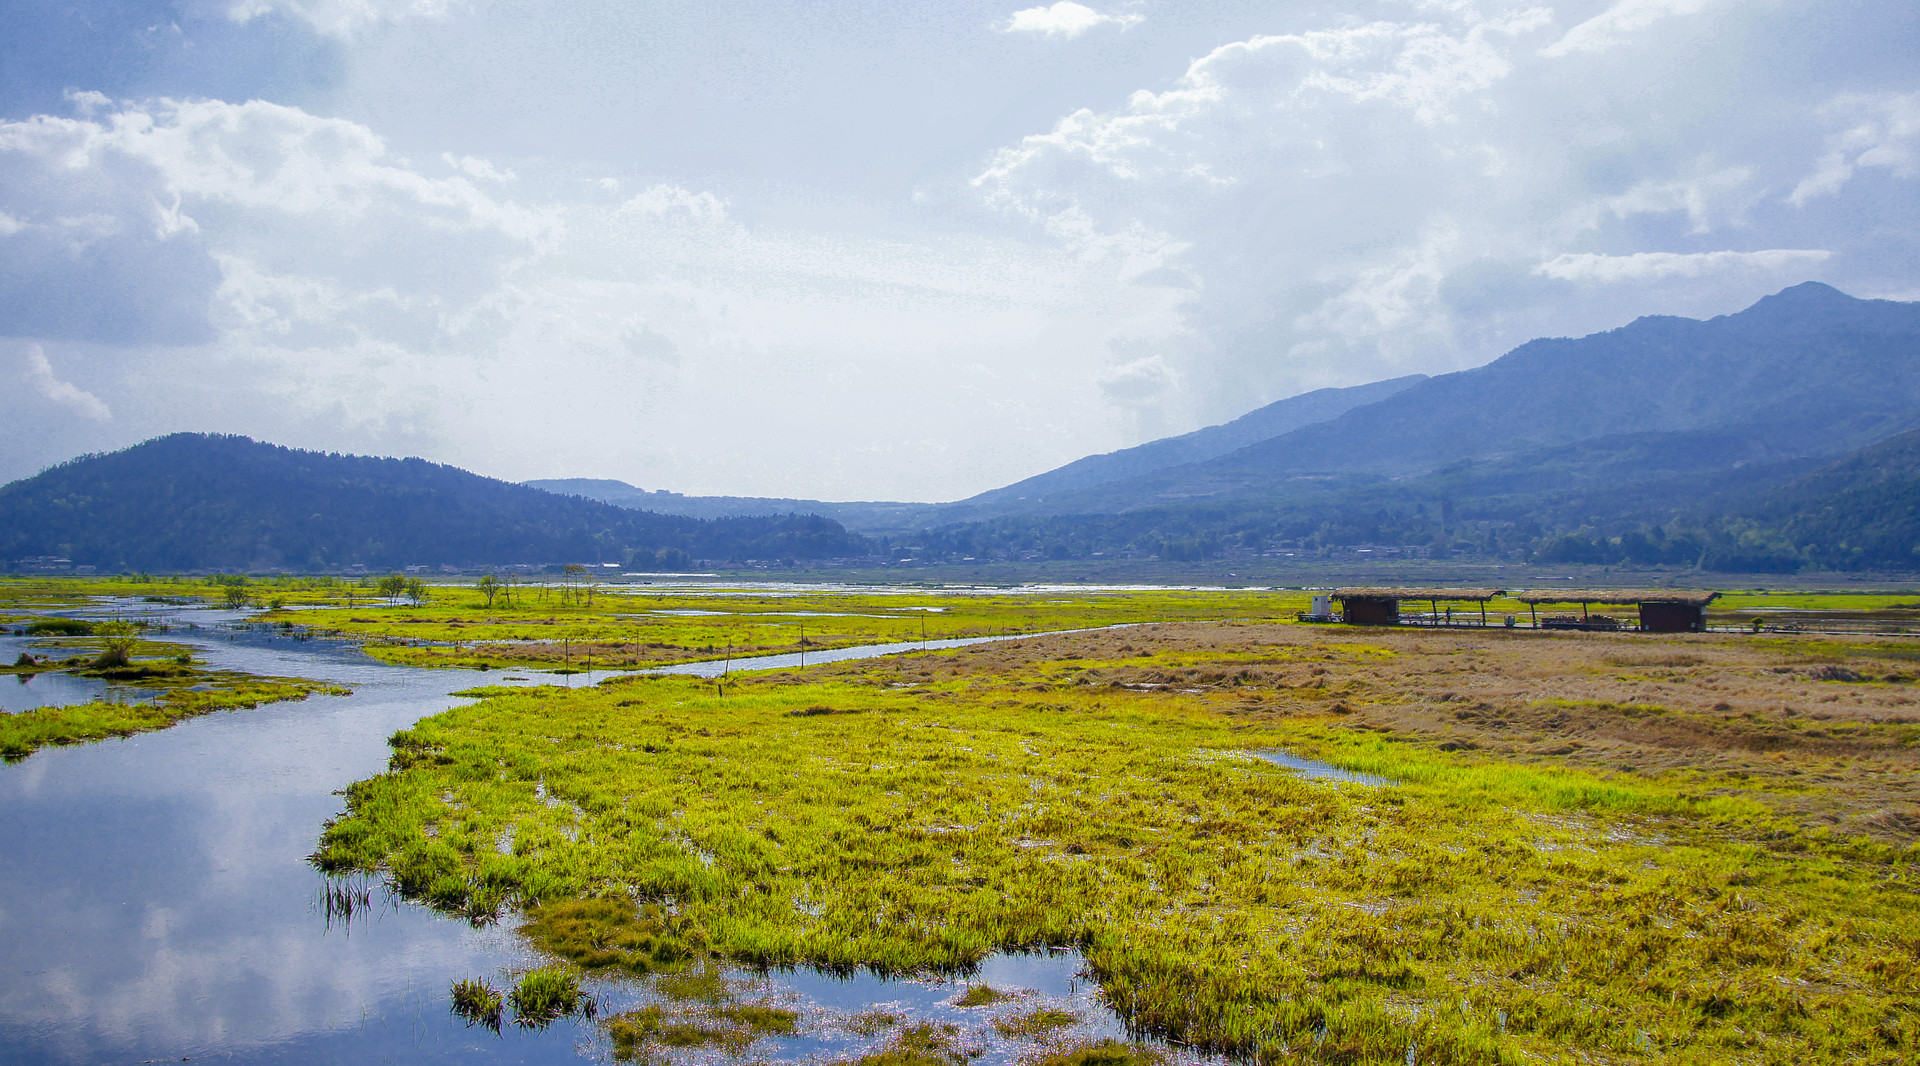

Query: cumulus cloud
[1000,3,1142,39]
[1790,92,1920,205]
[966,0,1883,418]
[0,95,555,349]
[1541,0,1715,58]
[1533,249,1834,283]
[23,345,112,421]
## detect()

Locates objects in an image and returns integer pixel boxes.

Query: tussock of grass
[993,1006,1078,1038]
[450,977,504,1032]
[852,1022,980,1066]
[954,985,1008,1007]
[508,966,595,1028]
[607,1000,797,1058]
[1033,1042,1162,1066]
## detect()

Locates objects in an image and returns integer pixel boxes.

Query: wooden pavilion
[1333,588,1507,627]
[1513,590,1720,633]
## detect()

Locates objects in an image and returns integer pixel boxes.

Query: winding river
[0,600,1144,1065]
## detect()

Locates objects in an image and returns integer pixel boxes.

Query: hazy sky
[2,1,1916,500]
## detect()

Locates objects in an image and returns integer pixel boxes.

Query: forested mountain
[522,478,936,529]
[967,283,1920,517]
[0,435,866,572]
[948,374,1427,513]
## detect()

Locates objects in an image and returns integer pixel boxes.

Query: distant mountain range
[0,435,865,572]
[533,283,1920,572]
[9,283,1920,574]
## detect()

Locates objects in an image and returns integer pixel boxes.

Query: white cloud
[1541,0,1714,58]
[0,211,22,235]
[1790,92,1920,205]
[1594,166,1756,234]
[1533,249,1833,283]
[617,185,729,224]
[23,345,112,421]
[1097,353,1180,406]
[441,153,514,183]
[1000,3,1143,39]
[223,0,455,39]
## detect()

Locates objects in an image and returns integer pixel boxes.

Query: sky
[1,0,1916,501]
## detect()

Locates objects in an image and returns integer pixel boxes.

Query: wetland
[1,576,1917,1063]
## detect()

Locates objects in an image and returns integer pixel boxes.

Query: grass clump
[853,1022,979,1066]
[607,1000,797,1058]
[1033,1042,1161,1066]
[508,966,596,1028]
[994,1007,1078,1038]
[450,977,504,1033]
[954,985,1009,1007]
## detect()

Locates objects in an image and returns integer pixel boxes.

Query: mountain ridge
[0,434,866,571]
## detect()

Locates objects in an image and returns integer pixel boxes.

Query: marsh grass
[450,977,505,1033]
[0,665,346,761]
[607,1000,797,1057]
[319,877,375,929]
[276,587,1306,672]
[509,965,596,1028]
[955,985,1009,1007]
[847,1009,904,1036]
[993,1006,1078,1038]
[311,615,1920,1062]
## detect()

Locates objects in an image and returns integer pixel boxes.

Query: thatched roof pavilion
[1513,590,1719,607]
[1513,590,1720,632]
[1333,588,1507,626]
[1335,588,1507,602]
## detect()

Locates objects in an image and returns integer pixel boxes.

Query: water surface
[0,599,1163,1065]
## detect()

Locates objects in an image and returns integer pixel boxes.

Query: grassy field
[315,620,1920,1064]
[265,585,1312,671]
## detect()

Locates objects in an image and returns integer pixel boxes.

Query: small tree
[378,574,408,604]
[477,574,501,609]
[223,583,251,609]
[405,578,428,606]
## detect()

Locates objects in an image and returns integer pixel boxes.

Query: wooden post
[1529,604,1538,627]
[1480,601,1487,627]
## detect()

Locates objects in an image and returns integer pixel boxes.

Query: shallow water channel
[0,600,1205,1066]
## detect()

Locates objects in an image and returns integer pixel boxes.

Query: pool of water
[0,599,1172,1066]
[1252,749,1394,787]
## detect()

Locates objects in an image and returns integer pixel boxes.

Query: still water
[0,601,1148,1065]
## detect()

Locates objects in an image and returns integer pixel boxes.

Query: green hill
[0,434,866,572]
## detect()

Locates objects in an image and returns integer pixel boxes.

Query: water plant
[450,977,504,1033]
[954,986,1008,1007]
[508,965,596,1028]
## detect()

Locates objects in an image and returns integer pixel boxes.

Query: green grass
[311,630,1920,1064]
[450,977,505,1032]
[263,586,1312,671]
[508,966,596,1028]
